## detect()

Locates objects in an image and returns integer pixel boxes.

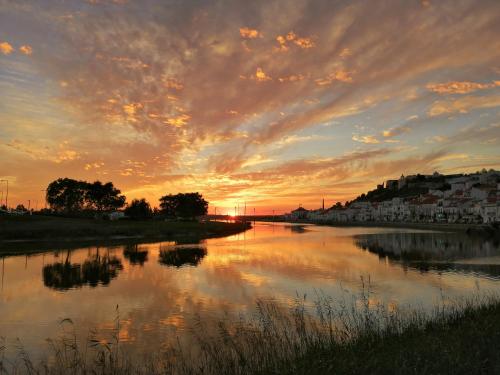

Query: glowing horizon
[1,0,500,214]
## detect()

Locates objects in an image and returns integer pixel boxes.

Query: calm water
[1,222,500,359]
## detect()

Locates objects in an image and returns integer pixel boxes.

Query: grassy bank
[3,291,500,374]
[0,215,250,246]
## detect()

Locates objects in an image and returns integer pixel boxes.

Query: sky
[0,0,499,214]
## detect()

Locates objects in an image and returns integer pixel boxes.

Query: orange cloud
[352,135,380,144]
[278,74,306,83]
[275,31,315,51]
[19,45,33,55]
[429,95,500,116]
[339,48,351,58]
[254,67,272,82]
[0,41,14,55]
[165,114,191,127]
[239,27,262,39]
[163,77,184,90]
[382,126,411,137]
[276,35,288,51]
[427,80,500,94]
[315,70,353,85]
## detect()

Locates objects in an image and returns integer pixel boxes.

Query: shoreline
[0,215,251,255]
[256,219,496,233]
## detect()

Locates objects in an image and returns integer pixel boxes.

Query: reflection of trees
[43,252,123,290]
[123,244,148,266]
[158,246,207,268]
[355,232,500,278]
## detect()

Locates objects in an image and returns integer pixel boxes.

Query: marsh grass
[2,284,500,375]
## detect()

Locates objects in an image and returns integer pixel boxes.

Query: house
[290,207,309,221]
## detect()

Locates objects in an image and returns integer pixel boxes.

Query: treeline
[45,178,208,220]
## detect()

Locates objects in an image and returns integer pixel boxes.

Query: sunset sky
[1,0,499,214]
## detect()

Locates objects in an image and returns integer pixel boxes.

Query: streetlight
[0,180,8,209]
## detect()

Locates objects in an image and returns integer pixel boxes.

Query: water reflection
[3,223,500,364]
[43,251,123,290]
[354,232,500,278]
[123,244,149,266]
[158,246,207,268]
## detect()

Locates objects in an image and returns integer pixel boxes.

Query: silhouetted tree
[159,192,208,219]
[46,178,125,212]
[124,198,152,219]
[15,204,27,211]
[46,178,87,212]
[85,181,126,211]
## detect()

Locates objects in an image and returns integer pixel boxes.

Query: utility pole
[0,180,8,209]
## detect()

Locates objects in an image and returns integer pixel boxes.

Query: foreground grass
[0,215,250,243]
[3,290,500,375]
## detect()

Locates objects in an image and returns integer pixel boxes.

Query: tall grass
[2,284,500,375]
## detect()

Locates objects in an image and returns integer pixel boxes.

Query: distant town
[286,169,500,224]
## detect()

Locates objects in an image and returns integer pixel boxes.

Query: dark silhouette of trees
[15,204,27,211]
[124,198,152,219]
[46,178,125,212]
[46,178,87,212]
[85,181,126,211]
[159,192,208,219]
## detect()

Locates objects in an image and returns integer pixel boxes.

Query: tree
[15,204,27,211]
[159,192,208,219]
[86,181,126,211]
[46,178,126,212]
[46,178,87,212]
[124,198,152,220]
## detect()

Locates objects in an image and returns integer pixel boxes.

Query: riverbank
[258,218,498,234]
[0,215,250,252]
[5,294,500,374]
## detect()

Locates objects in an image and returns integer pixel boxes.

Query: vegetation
[3,291,500,374]
[0,215,250,244]
[124,198,153,220]
[46,178,126,212]
[159,192,208,219]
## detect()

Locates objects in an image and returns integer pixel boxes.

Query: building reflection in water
[42,250,123,290]
[354,232,500,278]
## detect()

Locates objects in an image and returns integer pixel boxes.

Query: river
[1,222,500,361]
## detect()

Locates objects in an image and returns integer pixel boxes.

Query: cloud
[429,95,500,116]
[315,70,353,86]
[427,80,500,94]
[19,45,33,55]
[352,135,380,144]
[382,126,411,138]
[254,67,272,82]
[275,31,315,51]
[2,0,500,208]
[0,41,14,55]
[239,27,262,39]
[425,135,448,143]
